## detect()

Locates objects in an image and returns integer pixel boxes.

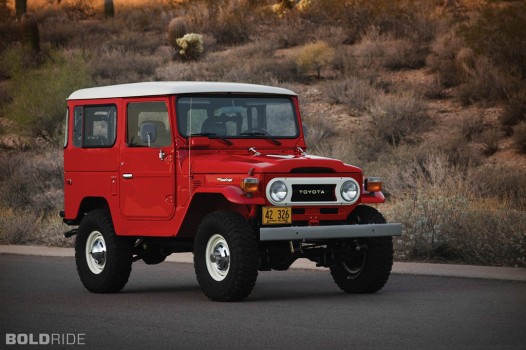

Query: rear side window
[73,105,117,148]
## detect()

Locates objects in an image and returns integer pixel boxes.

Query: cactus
[168,18,188,49]
[176,33,204,61]
[20,12,40,52]
[15,0,27,21]
[104,0,114,18]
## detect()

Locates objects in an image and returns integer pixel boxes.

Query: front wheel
[75,209,133,293]
[194,211,259,302]
[330,206,394,294]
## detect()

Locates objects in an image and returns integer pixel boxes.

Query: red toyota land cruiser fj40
[62,82,402,301]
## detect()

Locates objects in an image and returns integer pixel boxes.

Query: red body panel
[64,94,385,238]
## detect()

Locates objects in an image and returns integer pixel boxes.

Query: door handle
[122,173,133,179]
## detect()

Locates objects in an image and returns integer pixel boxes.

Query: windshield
[176,96,299,138]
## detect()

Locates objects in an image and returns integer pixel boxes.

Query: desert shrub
[351,25,428,71]
[1,45,92,139]
[456,57,515,106]
[479,128,501,156]
[293,41,334,79]
[351,26,384,69]
[301,109,337,153]
[90,47,162,84]
[381,37,427,70]
[109,30,163,54]
[312,25,347,47]
[155,61,207,81]
[267,17,313,48]
[0,148,63,213]
[175,33,204,61]
[369,91,431,146]
[458,112,484,141]
[471,165,526,210]
[298,0,438,45]
[431,132,481,169]
[211,1,253,44]
[391,192,526,267]
[426,32,466,87]
[513,122,526,155]
[501,91,526,128]
[39,14,77,47]
[186,0,252,45]
[0,208,71,247]
[461,1,526,78]
[326,77,379,113]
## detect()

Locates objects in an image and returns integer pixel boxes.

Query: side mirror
[302,123,309,138]
[140,123,157,146]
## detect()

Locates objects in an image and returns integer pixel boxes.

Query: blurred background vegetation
[0,0,524,267]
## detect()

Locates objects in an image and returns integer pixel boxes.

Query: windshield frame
[175,94,300,140]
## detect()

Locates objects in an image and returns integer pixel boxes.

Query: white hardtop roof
[68,81,297,100]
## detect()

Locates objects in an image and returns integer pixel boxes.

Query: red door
[119,99,175,220]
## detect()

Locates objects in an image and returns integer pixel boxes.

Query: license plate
[262,206,292,225]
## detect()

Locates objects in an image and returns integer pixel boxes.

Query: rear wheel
[75,209,133,293]
[330,206,394,294]
[194,211,258,302]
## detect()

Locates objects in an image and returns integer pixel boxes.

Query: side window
[127,102,171,147]
[73,106,83,147]
[73,105,117,148]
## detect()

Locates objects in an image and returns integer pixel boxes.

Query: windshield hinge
[296,146,307,156]
[249,147,261,156]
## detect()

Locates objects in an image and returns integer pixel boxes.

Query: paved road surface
[1,254,525,349]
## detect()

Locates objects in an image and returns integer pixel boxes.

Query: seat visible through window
[201,119,227,135]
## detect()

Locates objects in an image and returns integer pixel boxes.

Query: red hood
[190,153,362,174]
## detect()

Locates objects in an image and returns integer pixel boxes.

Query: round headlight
[269,181,288,203]
[341,180,359,202]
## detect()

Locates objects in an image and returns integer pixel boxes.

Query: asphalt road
[1,255,525,350]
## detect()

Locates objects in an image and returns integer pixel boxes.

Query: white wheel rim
[343,252,366,275]
[205,234,230,281]
[86,231,106,274]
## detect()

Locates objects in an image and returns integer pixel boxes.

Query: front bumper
[259,223,402,241]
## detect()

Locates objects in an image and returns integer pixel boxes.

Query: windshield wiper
[239,132,281,145]
[190,133,233,146]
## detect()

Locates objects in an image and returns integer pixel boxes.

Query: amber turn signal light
[365,177,382,192]
[241,177,259,193]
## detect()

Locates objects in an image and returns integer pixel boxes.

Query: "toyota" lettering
[298,189,326,195]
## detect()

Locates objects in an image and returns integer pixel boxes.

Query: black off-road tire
[75,209,133,293]
[194,211,259,302]
[330,205,394,294]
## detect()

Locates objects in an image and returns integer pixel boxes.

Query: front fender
[193,185,266,205]
[361,191,385,204]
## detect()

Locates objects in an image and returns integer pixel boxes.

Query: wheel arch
[69,197,111,225]
[177,193,250,239]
